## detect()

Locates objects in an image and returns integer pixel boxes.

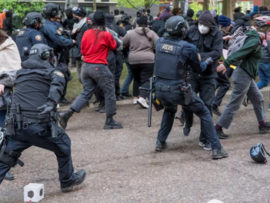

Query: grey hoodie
[123,27,158,64]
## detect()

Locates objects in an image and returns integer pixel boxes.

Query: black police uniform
[154,37,222,151]
[16,28,47,62]
[0,48,82,188]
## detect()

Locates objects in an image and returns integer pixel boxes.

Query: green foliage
[189,2,203,19]
[0,0,45,17]
[115,0,159,10]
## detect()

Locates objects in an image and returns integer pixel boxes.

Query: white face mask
[198,23,210,34]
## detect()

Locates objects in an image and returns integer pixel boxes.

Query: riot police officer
[154,16,228,159]
[0,44,86,191]
[41,3,75,104]
[16,12,47,62]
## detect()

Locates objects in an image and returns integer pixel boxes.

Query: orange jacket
[0,12,6,29]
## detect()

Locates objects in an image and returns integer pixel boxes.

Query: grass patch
[65,63,132,101]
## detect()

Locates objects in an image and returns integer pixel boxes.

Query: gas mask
[198,23,210,34]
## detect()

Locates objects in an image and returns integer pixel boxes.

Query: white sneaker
[137,97,149,109]
[133,98,138,104]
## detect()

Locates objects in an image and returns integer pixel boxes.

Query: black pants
[213,68,234,107]
[114,54,123,96]
[0,124,75,187]
[155,79,222,150]
[130,63,154,98]
[71,63,117,116]
[186,72,216,144]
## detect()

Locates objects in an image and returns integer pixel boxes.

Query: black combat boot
[61,169,86,193]
[59,109,74,130]
[155,140,167,152]
[104,116,123,129]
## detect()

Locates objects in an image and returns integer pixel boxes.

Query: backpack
[227,35,261,57]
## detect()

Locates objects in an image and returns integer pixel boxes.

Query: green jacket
[224,30,262,79]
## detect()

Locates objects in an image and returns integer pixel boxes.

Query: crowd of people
[0,3,269,193]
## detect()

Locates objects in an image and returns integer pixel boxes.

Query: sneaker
[183,122,190,136]
[212,147,229,159]
[216,128,229,139]
[137,97,149,109]
[133,98,138,104]
[61,169,86,192]
[259,122,270,134]
[4,172,14,181]
[155,140,167,152]
[199,142,212,151]
[212,104,221,116]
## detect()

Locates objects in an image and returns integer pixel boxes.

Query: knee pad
[0,147,24,167]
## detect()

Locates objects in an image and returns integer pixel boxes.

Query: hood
[187,9,194,18]
[198,10,215,30]
[165,6,171,12]
[246,30,262,42]
[0,37,14,51]
[253,6,259,12]
[22,55,53,70]
[134,27,150,35]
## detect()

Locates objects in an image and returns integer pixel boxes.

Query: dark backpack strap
[261,144,270,157]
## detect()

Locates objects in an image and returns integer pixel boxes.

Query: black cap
[137,16,148,26]
[72,7,87,17]
[93,10,105,25]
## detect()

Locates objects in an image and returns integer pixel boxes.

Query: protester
[171,8,181,16]
[249,6,259,20]
[216,29,270,138]
[185,9,194,26]
[233,7,245,21]
[218,15,232,35]
[122,16,158,108]
[159,6,172,20]
[3,11,13,36]
[256,32,270,110]
[210,9,218,25]
[0,29,21,181]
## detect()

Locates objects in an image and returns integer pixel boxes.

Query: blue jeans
[0,110,6,127]
[257,62,270,90]
[120,58,133,95]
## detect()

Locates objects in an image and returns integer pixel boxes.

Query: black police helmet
[165,16,188,37]
[29,44,56,66]
[42,3,59,18]
[22,12,43,27]
[250,143,269,163]
[65,8,73,17]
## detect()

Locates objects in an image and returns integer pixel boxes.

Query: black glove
[205,57,213,65]
[37,104,54,115]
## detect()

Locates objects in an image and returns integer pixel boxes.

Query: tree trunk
[203,0,209,11]
[173,0,178,9]
[145,0,150,9]
[263,0,270,9]
[230,0,236,19]
[222,0,230,17]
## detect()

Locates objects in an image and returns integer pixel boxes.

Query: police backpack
[250,143,270,163]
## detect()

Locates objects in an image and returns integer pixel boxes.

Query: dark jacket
[151,20,165,34]
[72,23,89,59]
[185,25,223,76]
[63,17,76,30]
[224,30,262,79]
[233,12,245,21]
[186,16,194,27]
[261,40,270,63]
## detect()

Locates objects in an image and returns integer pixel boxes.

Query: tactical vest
[16,28,37,62]
[12,66,55,112]
[154,38,188,80]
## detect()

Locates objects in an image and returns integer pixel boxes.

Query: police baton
[139,77,154,127]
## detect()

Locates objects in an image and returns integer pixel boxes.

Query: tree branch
[125,0,139,10]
